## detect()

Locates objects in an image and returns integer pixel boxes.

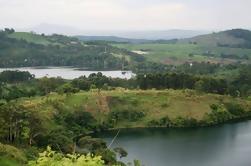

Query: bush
[108,109,145,123]
[56,83,80,94]
[28,146,105,166]
[46,129,74,153]
[147,116,170,127]
[65,110,98,134]
[171,117,198,127]
[0,143,27,164]
[203,104,233,125]
[225,103,245,116]
[77,136,106,153]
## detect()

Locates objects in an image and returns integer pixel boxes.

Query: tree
[71,77,91,91]
[65,110,97,135]
[4,28,15,34]
[0,103,28,143]
[46,129,74,153]
[38,77,65,94]
[0,82,4,99]
[0,70,34,83]
[194,80,205,92]
[56,83,79,95]
[88,72,110,89]
[77,136,107,153]
[25,110,46,146]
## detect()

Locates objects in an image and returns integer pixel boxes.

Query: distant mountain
[179,29,251,49]
[76,30,210,40]
[23,23,210,40]
[112,30,211,40]
[75,35,150,43]
[23,23,84,35]
[75,30,211,43]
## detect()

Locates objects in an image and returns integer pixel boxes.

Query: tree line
[1,65,251,101]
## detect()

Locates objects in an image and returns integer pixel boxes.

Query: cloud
[0,0,251,31]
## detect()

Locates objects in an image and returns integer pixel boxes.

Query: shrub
[108,109,145,123]
[28,146,105,166]
[0,143,27,163]
[203,104,233,125]
[171,117,198,127]
[77,136,106,153]
[225,103,245,116]
[161,103,169,108]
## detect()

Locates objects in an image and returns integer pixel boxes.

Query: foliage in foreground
[0,142,27,165]
[28,146,105,166]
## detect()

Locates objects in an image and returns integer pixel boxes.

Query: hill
[114,29,251,65]
[2,28,251,68]
[2,88,251,165]
[17,89,251,129]
[8,32,52,45]
[179,29,251,48]
[0,29,145,69]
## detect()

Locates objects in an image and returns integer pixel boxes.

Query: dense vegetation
[1,28,251,165]
[0,28,145,69]
[0,67,250,165]
[0,68,251,164]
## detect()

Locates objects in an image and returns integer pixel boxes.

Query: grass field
[113,43,251,65]
[20,89,251,129]
[0,157,19,166]
[8,32,51,45]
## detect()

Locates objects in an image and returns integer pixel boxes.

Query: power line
[108,129,121,149]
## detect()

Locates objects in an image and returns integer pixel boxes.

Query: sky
[1,0,251,31]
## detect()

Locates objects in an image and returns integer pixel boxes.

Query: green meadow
[19,89,251,129]
[8,32,51,45]
[113,43,251,64]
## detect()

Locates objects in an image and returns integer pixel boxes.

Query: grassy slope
[6,32,135,65]
[114,43,251,65]
[8,32,51,45]
[179,31,246,47]
[19,90,251,129]
[113,43,207,64]
[113,30,251,65]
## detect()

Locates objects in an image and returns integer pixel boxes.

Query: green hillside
[2,29,251,68]
[180,29,251,48]
[0,29,145,69]
[8,32,51,45]
[114,29,251,65]
[17,89,251,129]
[1,69,251,165]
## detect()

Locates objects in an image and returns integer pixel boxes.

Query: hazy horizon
[1,0,251,35]
[15,23,214,39]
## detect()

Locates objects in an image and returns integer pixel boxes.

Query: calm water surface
[0,67,134,79]
[95,121,251,166]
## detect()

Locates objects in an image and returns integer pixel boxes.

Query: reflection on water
[95,121,251,166]
[0,67,135,79]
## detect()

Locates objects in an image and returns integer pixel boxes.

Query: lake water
[96,121,251,166]
[0,67,135,79]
